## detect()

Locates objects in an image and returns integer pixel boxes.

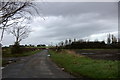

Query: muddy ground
[73,49,120,60]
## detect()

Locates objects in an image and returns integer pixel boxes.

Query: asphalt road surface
[2,50,74,78]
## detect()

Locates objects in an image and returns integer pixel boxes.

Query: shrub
[11,42,22,54]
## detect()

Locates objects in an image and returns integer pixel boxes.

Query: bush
[11,42,22,54]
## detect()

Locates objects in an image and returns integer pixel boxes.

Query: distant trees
[111,34,117,44]
[68,39,72,45]
[56,34,119,49]
[37,44,46,47]
[107,34,117,44]
[64,39,72,45]
[107,34,111,44]
[65,39,68,45]
[74,38,76,42]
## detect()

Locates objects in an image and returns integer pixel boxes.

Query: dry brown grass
[64,49,85,58]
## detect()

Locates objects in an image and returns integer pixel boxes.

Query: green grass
[49,50,119,78]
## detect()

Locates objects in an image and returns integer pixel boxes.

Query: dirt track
[74,49,119,60]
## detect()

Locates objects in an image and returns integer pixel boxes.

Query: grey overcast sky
[2,2,118,46]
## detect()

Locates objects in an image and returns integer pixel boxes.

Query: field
[2,46,48,57]
[73,49,119,60]
[49,49,120,78]
[2,47,42,66]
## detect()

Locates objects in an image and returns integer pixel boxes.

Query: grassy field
[25,46,53,48]
[49,50,119,78]
[2,49,42,66]
[3,49,41,57]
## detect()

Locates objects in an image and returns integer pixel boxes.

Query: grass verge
[3,49,41,58]
[2,50,42,66]
[49,50,119,78]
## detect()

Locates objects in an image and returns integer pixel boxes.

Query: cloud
[21,13,117,45]
[40,2,118,18]
[1,2,118,46]
[83,31,118,41]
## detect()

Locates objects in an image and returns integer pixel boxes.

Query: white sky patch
[2,33,15,46]
[83,31,118,42]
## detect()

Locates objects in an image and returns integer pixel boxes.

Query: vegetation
[2,60,9,66]
[4,49,41,57]
[49,50,119,78]
[2,49,41,66]
[2,47,41,57]
[56,34,120,49]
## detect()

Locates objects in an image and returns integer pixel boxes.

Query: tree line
[56,34,120,49]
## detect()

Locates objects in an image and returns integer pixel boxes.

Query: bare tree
[65,39,68,45]
[7,24,31,45]
[68,38,72,45]
[107,34,111,45]
[73,38,76,42]
[107,34,117,44]
[111,34,117,44]
[78,39,84,43]
[0,1,39,42]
